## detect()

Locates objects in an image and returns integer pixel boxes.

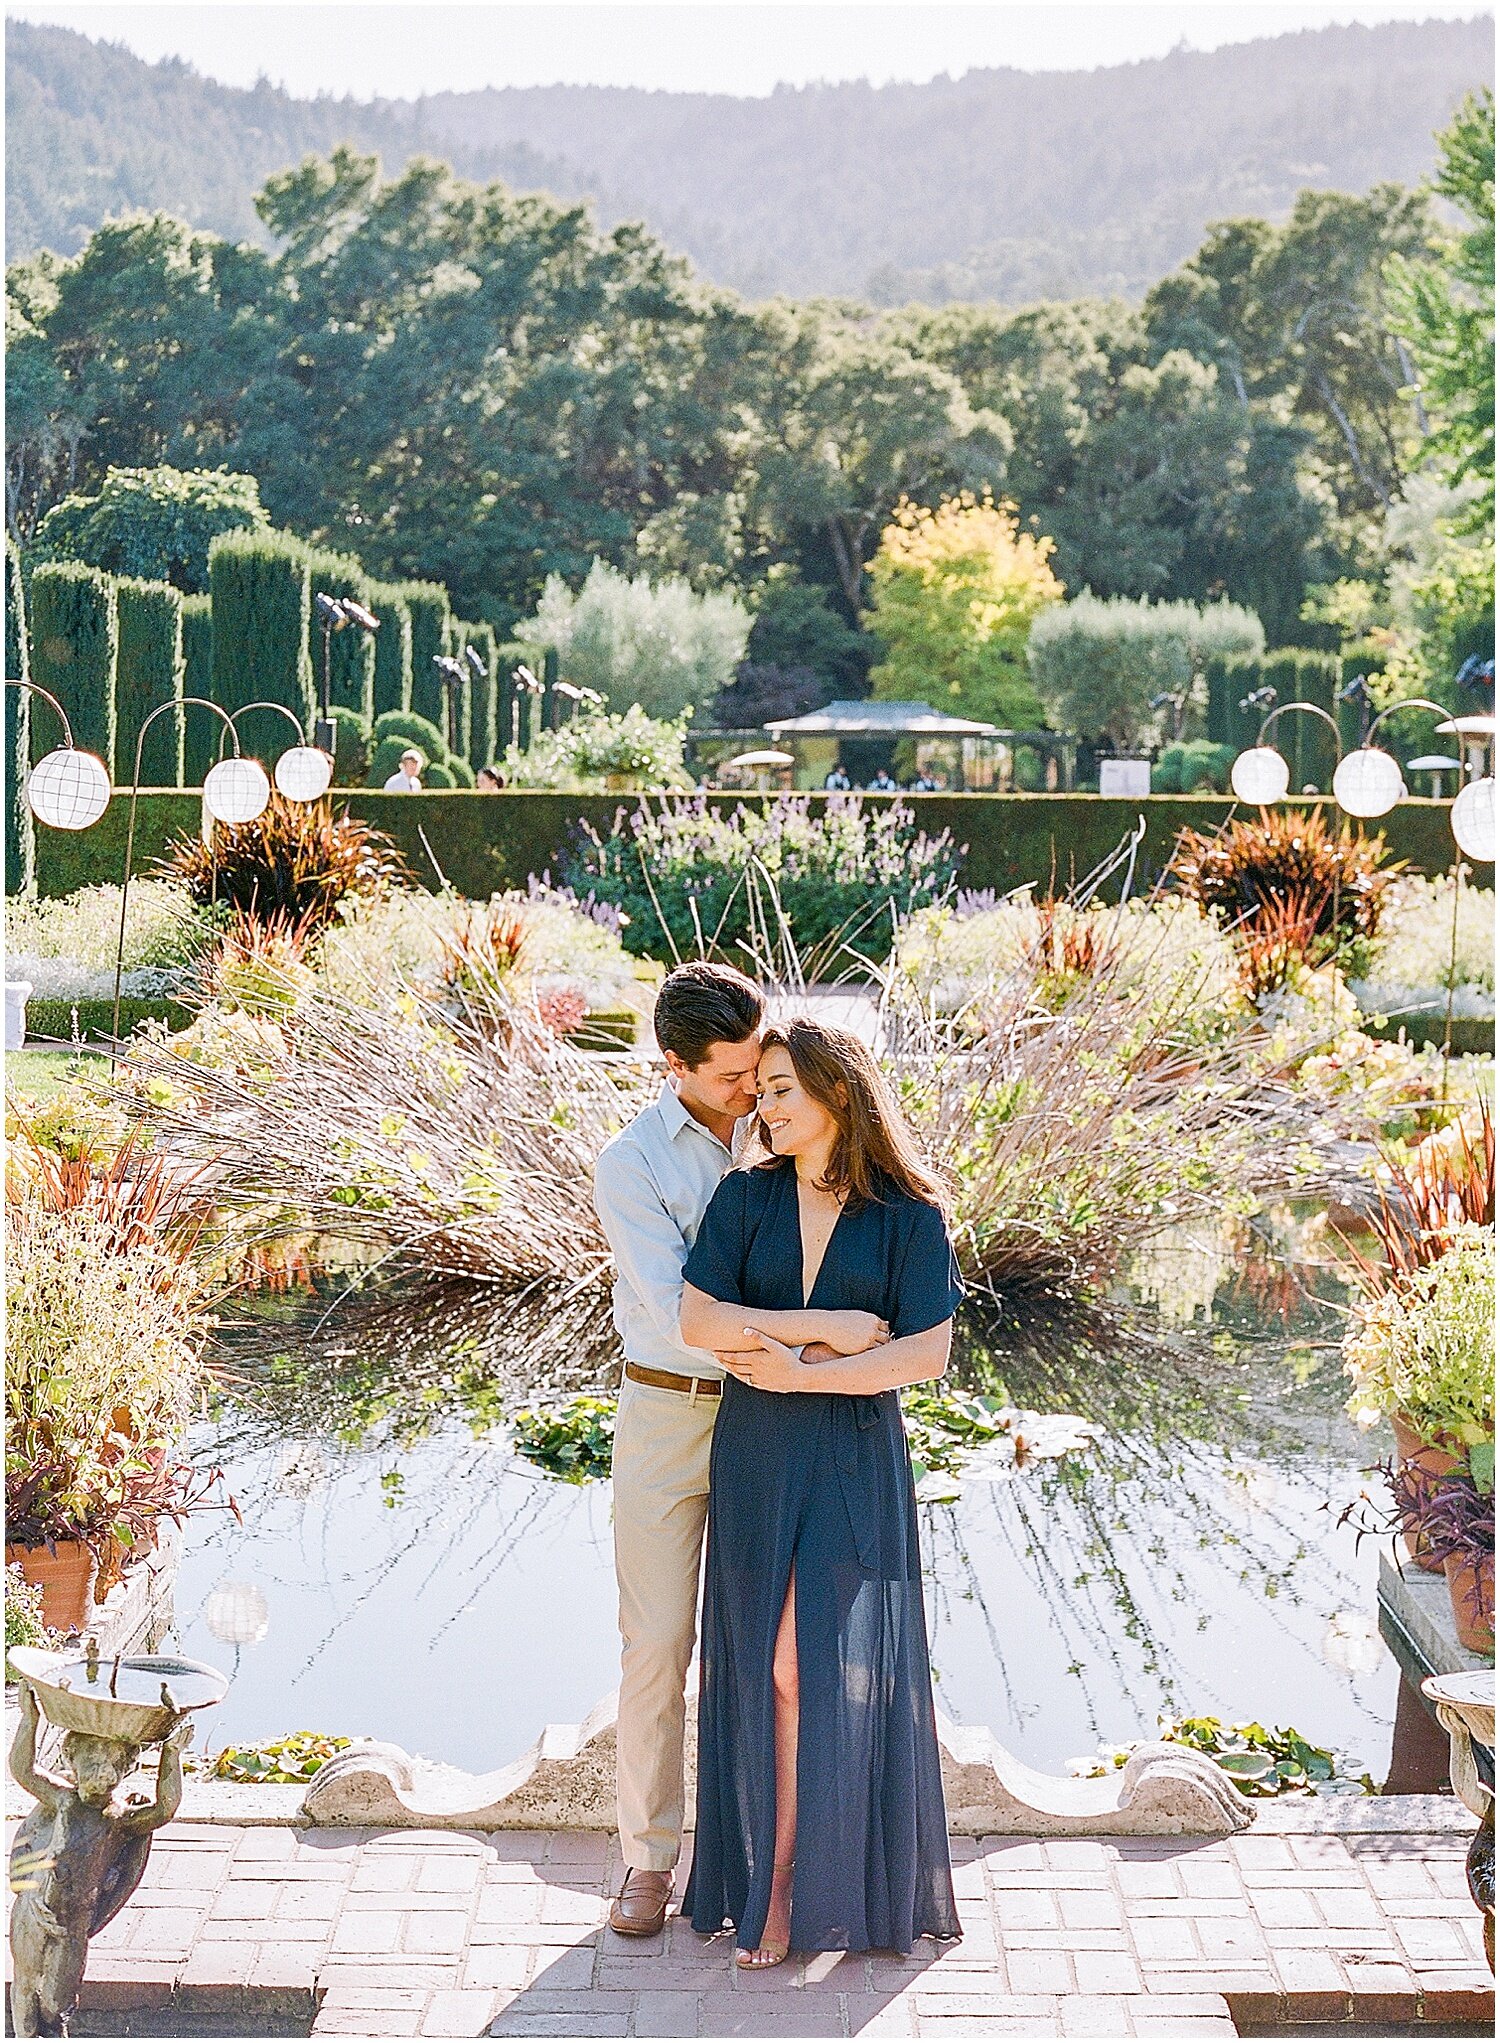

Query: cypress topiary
[454,621,498,765]
[5,538,34,894]
[209,529,314,729]
[1263,650,1340,791]
[492,640,530,753]
[368,585,413,718]
[28,562,117,770]
[328,707,373,785]
[423,758,456,788]
[180,594,216,784]
[306,548,377,726]
[372,709,446,756]
[445,754,476,788]
[114,577,185,786]
[391,581,453,734]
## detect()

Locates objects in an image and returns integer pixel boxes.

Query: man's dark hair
[654,961,763,1068]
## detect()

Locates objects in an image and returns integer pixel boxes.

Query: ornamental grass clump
[5,877,213,1002]
[1168,808,1397,987]
[567,794,959,966]
[161,795,410,934]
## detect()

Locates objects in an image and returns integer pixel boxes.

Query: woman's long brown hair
[755,1017,951,1214]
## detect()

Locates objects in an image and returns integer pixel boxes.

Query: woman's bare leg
[738,1574,797,1966]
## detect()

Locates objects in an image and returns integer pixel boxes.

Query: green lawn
[5,1047,105,1101]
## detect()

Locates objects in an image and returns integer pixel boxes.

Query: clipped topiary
[453,621,498,764]
[328,708,372,785]
[422,759,456,788]
[373,709,446,754]
[28,562,117,770]
[180,594,215,785]
[445,754,476,788]
[389,581,453,732]
[209,528,314,726]
[307,547,376,726]
[368,585,413,718]
[114,577,185,786]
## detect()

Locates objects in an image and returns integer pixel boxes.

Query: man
[591,962,764,1937]
[822,762,851,791]
[384,747,424,792]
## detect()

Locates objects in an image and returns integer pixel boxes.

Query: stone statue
[8,1682,192,2037]
[1424,1672,1495,1975]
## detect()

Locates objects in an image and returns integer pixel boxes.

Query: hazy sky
[6,0,1493,98]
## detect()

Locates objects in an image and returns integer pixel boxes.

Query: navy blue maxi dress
[681,1158,963,1954]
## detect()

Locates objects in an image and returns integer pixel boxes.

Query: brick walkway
[20,1811,1490,2039]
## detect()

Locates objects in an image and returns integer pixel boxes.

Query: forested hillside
[7,15,1491,302]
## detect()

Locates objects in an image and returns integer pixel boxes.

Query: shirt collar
[658,1080,737,1156]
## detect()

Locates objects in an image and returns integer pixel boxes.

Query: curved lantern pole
[224,701,332,803]
[5,678,114,831]
[112,697,244,1064]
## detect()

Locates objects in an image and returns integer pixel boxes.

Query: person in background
[476,765,507,790]
[868,767,898,793]
[910,767,939,792]
[822,762,851,791]
[384,747,424,792]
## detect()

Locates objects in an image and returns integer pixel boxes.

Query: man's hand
[819,1310,891,1355]
[720,1331,814,1394]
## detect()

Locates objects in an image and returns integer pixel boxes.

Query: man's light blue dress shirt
[593,1082,740,1380]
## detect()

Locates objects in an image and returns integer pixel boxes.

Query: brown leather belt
[624,1361,722,1398]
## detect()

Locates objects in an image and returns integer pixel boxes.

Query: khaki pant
[612,1374,717,1872]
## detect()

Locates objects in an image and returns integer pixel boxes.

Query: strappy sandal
[736,1863,794,1969]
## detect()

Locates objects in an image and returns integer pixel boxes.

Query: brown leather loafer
[609,1868,673,1937]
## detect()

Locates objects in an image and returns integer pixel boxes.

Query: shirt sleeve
[592,1140,709,1355]
[891,1197,965,1338]
[681,1171,749,1305]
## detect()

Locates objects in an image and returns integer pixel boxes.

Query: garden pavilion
[764,698,1070,790]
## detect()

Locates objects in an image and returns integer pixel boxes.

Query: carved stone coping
[300,1690,1252,1837]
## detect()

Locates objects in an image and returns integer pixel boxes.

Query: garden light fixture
[1229,745,1290,805]
[7,680,114,830]
[1331,746,1404,819]
[227,700,332,804]
[203,756,272,826]
[1450,776,1494,863]
[1230,700,1343,810]
[314,591,380,754]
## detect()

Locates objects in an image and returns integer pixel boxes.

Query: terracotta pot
[1391,1411,1464,1479]
[1443,1550,1496,1657]
[5,1539,99,1634]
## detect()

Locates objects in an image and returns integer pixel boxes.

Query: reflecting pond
[165,1210,1398,1783]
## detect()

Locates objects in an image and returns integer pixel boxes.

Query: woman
[678,1017,961,1967]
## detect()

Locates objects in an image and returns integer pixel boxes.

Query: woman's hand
[721,1330,814,1394]
[818,1310,891,1355]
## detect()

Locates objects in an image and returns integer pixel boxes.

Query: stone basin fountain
[7,1648,227,2037]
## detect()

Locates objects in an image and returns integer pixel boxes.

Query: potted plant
[5,1140,227,1629]
[1379,1464,1495,1655]
[1343,1223,1495,1557]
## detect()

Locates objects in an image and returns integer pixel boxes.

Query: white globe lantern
[1230,746,1290,805]
[273,745,332,803]
[1451,776,1495,863]
[203,756,271,825]
[24,748,112,830]
[1332,747,1404,819]
[202,1580,270,1648]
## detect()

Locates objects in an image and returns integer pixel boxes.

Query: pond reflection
[168,1219,1395,1781]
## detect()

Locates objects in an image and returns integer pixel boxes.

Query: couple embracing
[592,961,961,1969]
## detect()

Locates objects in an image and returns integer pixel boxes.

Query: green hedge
[6,538,34,894]
[369,585,413,718]
[392,581,453,735]
[24,994,196,1044]
[209,529,314,729]
[28,562,117,771]
[115,577,184,786]
[36,791,1470,909]
[307,548,376,726]
[180,594,216,783]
